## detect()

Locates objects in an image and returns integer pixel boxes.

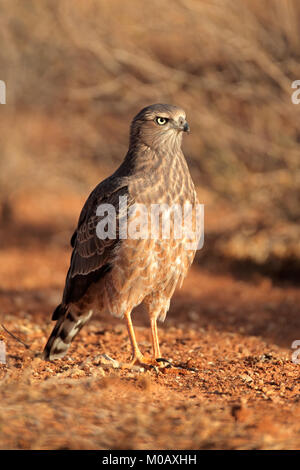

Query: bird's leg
[120,309,170,371]
[123,310,165,369]
[123,310,147,365]
[149,314,172,368]
[150,316,161,359]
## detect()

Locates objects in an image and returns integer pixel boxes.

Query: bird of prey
[43,104,199,367]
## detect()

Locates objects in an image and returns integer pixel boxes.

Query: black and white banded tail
[42,304,92,360]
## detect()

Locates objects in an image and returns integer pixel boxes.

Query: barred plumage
[43,104,198,366]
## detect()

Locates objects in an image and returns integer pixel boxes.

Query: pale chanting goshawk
[43,104,199,367]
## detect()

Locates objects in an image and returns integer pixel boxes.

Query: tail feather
[51,303,66,321]
[42,305,93,360]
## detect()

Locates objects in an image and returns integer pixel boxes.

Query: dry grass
[1,197,300,449]
[1,253,300,449]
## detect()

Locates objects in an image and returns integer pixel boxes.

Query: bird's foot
[121,355,198,374]
[155,357,173,367]
[171,361,199,372]
[122,354,172,372]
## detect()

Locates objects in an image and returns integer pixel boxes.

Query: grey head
[129,103,190,152]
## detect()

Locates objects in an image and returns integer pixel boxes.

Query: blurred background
[1,0,300,451]
[0,0,300,280]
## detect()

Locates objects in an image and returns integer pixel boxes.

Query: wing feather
[62,176,132,305]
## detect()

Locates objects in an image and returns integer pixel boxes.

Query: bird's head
[130,103,190,152]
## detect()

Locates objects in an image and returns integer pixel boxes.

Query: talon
[150,365,160,375]
[173,362,199,372]
[156,357,172,365]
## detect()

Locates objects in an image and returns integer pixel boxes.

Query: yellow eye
[155,117,168,126]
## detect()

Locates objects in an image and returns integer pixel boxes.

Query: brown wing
[53,176,132,318]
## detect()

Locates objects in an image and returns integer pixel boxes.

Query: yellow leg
[123,310,169,370]
[150,316,161,359]
[124,310,145,364]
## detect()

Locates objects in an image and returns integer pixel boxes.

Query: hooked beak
[175,118,190,133]
[183,121,190,133]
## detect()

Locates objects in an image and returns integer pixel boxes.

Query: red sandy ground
[0,193,299,449]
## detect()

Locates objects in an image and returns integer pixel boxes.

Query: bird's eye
[155,117,168,126]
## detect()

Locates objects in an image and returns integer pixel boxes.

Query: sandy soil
[0,195,299,450]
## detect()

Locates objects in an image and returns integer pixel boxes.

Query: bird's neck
[116,140,184,178]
